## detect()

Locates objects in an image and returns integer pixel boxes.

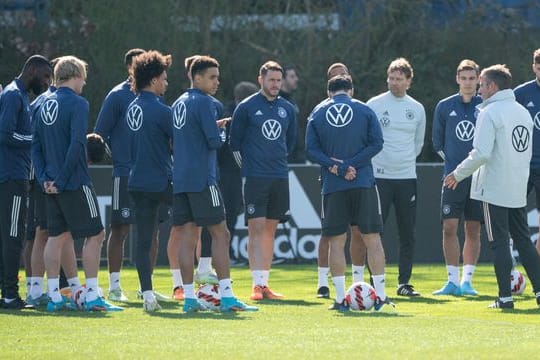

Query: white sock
[197,257,212,274]
[372,274,386,300]
[143,290,156,303]
[352,265,365,283]
[461,264,475,284]
[219,278,234,298]
[317,267,329,287]
[171,269,183,289]
[251,270,264,287]
[26,277,33,295]
[85,278,99,302]
[30,277,44,299]
[500,296,513,303]
[184,283,196,299]
[109,272,121,291]
[261,270,269,286]
[47,278,62,303]
[446,265,459,285]
[332,275,346,303]
[67,277,81,295]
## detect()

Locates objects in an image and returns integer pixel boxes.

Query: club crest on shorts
[277,106,287,118]
[247,204,256,215]
[442,204,451,215]
[121,208,130,218]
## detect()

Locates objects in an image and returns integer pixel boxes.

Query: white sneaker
[143,298,161,312]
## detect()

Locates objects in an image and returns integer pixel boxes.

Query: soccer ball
[346,282,377,311]
[72,286,87,310]
[196,284,221,311]
[510,270,526,295]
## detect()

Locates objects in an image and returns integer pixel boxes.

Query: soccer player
[94,48,145,302]
[230,60,297,300]
[126,50,173,312]
[306,74,393,311]
[432,60,483,296]
[170,55,257,312]
[367,57,426,297]
[514,48,540,256]
[33,56,121,312]
[0,54,52,309]
[445,64,540,309]
[316,62,369,299]
[26,59,72,306]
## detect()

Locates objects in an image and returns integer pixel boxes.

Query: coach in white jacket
[445,64,540,309]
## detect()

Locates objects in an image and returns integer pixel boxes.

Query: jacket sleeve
[229,104,247,151]
[432,101,446,160]
[200,98,224,150]
[54,100,88,191]
[0,92,32,148]
[286,105,297,154]
[415,105,426,156]
[94,92,117,143]
[344,110,384,168]
[453,111,493,182]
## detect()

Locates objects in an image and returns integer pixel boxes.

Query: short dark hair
[327,75,353,93]
[233,81,258,103]
[124,48,145,67]
[481,64,512,90]
[259,61,283,77]
[131,50,172,92]
[21,54,51,74]
[283,65,296,76]
[190,55,219,80]
[534,49,540,64]
[387,57,414,79]
[327,62,349,80]
[457,59,479,76]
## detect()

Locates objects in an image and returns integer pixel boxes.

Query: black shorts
[47,185,104,238]
[440,177,483,221]
[158,202,172,223]
[527,167,540,209]
[173,185,226,226]
[111,176,134,225]
[243,177,290,222]
[322,186,383,237]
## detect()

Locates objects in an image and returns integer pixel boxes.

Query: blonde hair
[387,57,413,79]
[54,56,88,83]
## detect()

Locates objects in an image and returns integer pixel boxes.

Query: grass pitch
[1,264,539,359]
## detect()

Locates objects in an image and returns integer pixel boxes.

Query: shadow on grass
[144,310,252,320]
[251,299,320,306]
[393,296,453,304]
[336,310,411,318]
[0,308,110,318]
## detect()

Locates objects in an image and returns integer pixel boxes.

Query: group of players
[1,47,540,313]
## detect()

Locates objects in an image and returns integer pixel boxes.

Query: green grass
[1,264,539,359]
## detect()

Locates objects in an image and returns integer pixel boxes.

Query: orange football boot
[262,286,284,299]
[250,285,264,300]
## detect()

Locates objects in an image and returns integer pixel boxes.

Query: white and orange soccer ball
[196,284,221,311]
[72,286,87,310]
[346,282,377,311]
[510,269,527,295]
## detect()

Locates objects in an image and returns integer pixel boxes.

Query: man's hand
[344,166,356,181]
[444,173,459,190]
[43,181,58,194]
[216,117,231,128]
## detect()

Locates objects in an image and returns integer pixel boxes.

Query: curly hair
[131,50,172,92]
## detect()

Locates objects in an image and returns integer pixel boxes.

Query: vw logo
[380,116,390,127]
[173,102,186,130]
[534,111,540,131]
[512,125,530,152]
[127,104,143,131]
[325,103,353,127]
[455,120,475,141]
[40,99,58,126]
[261,119,282,140]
